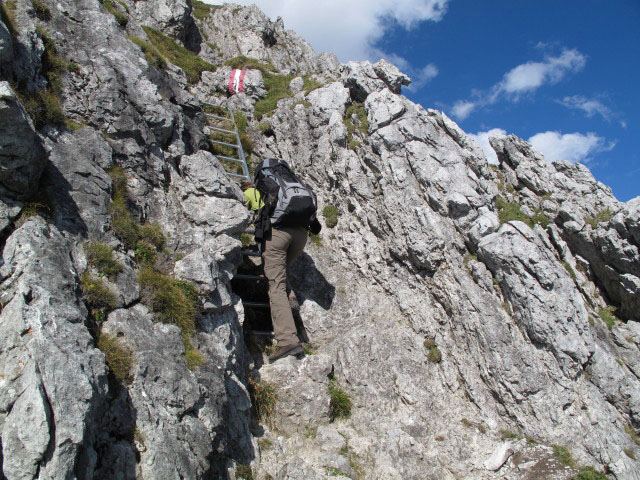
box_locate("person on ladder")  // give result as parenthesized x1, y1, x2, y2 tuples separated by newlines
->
(252, 158, 322, 363)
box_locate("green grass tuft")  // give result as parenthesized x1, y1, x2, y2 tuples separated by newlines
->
(235, 464, 253, 480)
(81, 270, 117, 311)
(134, 240, 157, 266)
(598, 306, 619, 330)
(250, 379, 277, 425)
(303, 342, 316, 355)
(103, 1, 128, 27)
(328, 378, 352, 422)
(322, 205, 340, 228)
(142, 26, 216, 83)
(552, 445, 575, 468)
(562, 261, 577, 282)
(585, 208, 613, 228)
(302, 76, 324, 94)
(424, 338, 442, 363)
(495, 196, 550, 229)
(31, 0, 51, 21)
(97, 332, 133, 384)
(572, 466, 608, 480)
(344, 102, 369, 150)
(85, 242, 123, 279)
(240, 233, 253, 248)
(138, 223, 166, 250)
(254, 72, 295, 119)
(500, 429, 522, 440)
(15, 201, 52, 227)
(224, 55, 277, 75)
(192, 0, 222, 20)
(126, 35, 167, 69)
(308, 232, 322, 247)
(184, 343, 206, 370)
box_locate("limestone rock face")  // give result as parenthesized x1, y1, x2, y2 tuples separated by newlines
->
(341, 59, 411, 101)
(0, 20, 12, 64)
(0, 1, 639, 480)
(0, 82, 46, 200)
(196, 3, 340, 77)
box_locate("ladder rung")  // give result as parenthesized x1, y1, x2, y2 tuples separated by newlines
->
(210, 140, 240, 149)
(234, 274, 266, 281)
(227, 172, 250, 179)
(245, 330, 274, 336)
(243, 301, 270, 309)
(205, 113, 233, 121)
(241, 250, 261, 257)
(244, 229, 255, 234)
(217, 155, 243, 164)
(209, 126, 236, 134)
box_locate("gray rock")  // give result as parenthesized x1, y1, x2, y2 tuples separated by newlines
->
(341, 59, 411, 101)
(307, 82, 350, 120)
(0, 19, 12, 64)
(289, 76, 304, 94)
(0, 82, 47, 200)
(194, 67, 267, 102)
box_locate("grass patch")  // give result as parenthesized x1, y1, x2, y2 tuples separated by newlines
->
(258, 120, 272, 134)
(224, 56, 277, 75)
(31, 0, 51, 21)
(184, 345, 205, 370)
(625, 424, 640, 445)
(85, 242, 123, 279)
(0, 1, 17, 38)
(103, 1, 128, 27)
(125, 35, 166, 69)
(309, 232, 322, 247)
(322, 205, 340, 228)
(257, 438, 272, 450)
(585, 208, 612, 228)
(81, 270, 117, 312)
(598, 306, 619, 330)
(255, 72, 295, 119)
(500, 429, 522, 441)
(250, 379, 277, 425)
(572, 467, 608, 480)
(328, 378, 352, 422)
(562, 261, 577, 282)
(303, 342, 316, 355)
(302, 76, 324, 94)
(97, 332, 133, 384)
(552, 445, 575, 468)
(240, 233, 253, 248)
(424, 338, 442, 363)
(344, 102, 369, 149)
(15, 201, 51, 227)
(495, 196, 550, 228)
(235, 464, 253, 480)
(192, 0, 222, 20)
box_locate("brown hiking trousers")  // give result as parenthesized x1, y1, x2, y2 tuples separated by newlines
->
(262, 227, 307, 348)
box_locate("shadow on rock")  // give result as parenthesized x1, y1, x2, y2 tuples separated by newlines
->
(290, 251, 336, 310)
(41, 162, 88, 236)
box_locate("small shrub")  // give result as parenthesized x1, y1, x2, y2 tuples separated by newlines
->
(348, 139, 361, 150)
(552, 445, 575, 468)
(344, 103, 369, 135)
(495, 196, 527, 225)
(103, 1, 128, 27)
(97, 332, 133, 384)
(572, 466, 608, 480)
(85, 242, 123, 279)
(251, 379, 277, 424)
(125, 35, 167, 69)
(530, 208, 551, 228)
(427, 347, 442, 363)
(322, 205, 340, 228)
(31, 0, 51, 21)
(423, 338, 436, 349)
(81, 271, 117, 311)
(328, 378, 352, 422)
(142, 26, 216, 83)
(598, 306, 619, 330)
(235, 464, 253, 480)
(585, 208, 612, 228)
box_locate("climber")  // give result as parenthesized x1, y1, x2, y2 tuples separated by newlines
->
(253, 158, 321, 363)
(241, 181, 264, 211)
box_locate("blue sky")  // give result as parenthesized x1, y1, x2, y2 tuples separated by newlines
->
(212, 0, 639, 202)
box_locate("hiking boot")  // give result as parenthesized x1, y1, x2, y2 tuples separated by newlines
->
(268, 343, 303, 363)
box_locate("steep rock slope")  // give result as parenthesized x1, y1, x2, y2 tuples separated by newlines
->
(0, 1, 638, 480)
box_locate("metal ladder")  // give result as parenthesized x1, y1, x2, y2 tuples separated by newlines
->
(196, 96, 272, 336)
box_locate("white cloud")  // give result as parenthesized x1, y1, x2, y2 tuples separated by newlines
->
(468, 128, 507, 164)
(208, 0, 449, 62)
(451, 100, 477, 120)
(558, 95, 613, 120)
(450, 48, 587, 120)
(528, 131, 615, 164)
(406, 63, 439, 91)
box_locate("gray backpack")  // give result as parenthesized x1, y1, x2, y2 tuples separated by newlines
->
(254, 158, 317, 229)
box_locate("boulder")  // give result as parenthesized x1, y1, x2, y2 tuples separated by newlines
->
(341, 59, 411, 102)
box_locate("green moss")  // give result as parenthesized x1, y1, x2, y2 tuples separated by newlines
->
(254, 72, 295, 119)
(31, 0, 51, 21)
(85, 242, 123, 279)
(81, 271, 117, 311)
(142, 26, 215, 83)
(103, 1, 128, 27)
(328, 378, 352, 422)
(423, 338, 436, 349)
(250, 379, 277, 424)
(348, 140, 361, 150)
(322, 205, 340, 228)
(125, 35, 167, 69)
(585, 208, 613, 228)
(258, 120, 272, 134)
(97, 332, 133, 384)
(572, 466, 608, 480)
(552, 445, 575, 468)
(598, 306, 619, 330)
(192, 0, 221, 20)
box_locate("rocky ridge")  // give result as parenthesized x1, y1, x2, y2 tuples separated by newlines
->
(0, 1, 639, 479)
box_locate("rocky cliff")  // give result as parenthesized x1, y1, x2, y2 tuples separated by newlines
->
(0, 1, 638, 479)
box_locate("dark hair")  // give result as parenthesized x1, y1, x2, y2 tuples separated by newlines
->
(241, 181, 254, 191)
